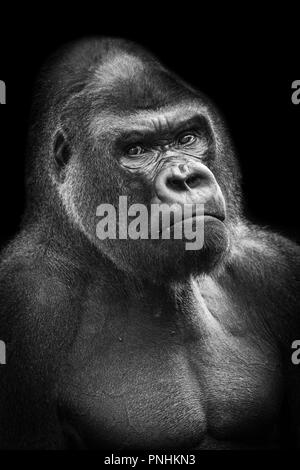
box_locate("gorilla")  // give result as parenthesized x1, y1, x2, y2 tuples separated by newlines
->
(0, 37, 299, 450)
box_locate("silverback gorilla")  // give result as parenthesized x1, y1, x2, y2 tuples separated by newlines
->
(0, 37, 299, 450)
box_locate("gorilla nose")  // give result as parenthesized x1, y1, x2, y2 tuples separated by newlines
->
(166, 164, 204, 193)
(153, 163, 226, 221)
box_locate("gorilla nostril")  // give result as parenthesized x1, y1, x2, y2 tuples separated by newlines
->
(167, 177, 187, 192)
(166, 171, 203, 192)
(185, 174, 202, 189)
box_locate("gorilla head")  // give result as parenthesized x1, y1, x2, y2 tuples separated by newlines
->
(25, 37, 242, 282)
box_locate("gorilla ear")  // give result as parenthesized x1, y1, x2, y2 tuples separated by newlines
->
(53, 131, 71, 169)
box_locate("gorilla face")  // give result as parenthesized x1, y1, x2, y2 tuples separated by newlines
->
(52, 47, 240, 281)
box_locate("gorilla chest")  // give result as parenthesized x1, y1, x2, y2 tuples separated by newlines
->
(60, 294, 283, 449)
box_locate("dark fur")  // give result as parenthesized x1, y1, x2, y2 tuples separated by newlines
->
(0, 38, 299, 449)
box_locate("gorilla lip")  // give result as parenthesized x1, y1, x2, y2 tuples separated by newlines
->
(175, 211, 224, 224)
(159, 214, 224, 235)
(162, 208, 226, 232)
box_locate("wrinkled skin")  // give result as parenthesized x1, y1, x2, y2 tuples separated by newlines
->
(0, 38, 299, 449)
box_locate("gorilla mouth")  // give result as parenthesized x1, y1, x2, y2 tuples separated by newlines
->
(158, 207, 226, 234)
(156, 209, 226, 251)
(152, 207, 226, 253)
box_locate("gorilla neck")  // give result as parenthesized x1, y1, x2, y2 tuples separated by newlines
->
(29, 209, 208, 313)
(24, 203, 227, 320)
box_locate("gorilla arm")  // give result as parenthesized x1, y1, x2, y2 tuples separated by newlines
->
(0, 254, 80, 449)
(218, 222, 300, 447)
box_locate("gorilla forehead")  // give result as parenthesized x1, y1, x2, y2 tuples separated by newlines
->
(93, 52, 154, 86)
(87, 50, 196, 113)
(45, 38, 207, 122)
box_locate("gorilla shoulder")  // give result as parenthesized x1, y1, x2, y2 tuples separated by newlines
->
(219, 222, 300, 343)
(0, 232, 82, 345)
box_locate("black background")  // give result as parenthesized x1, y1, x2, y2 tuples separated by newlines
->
(0, 12, 299, 249)
(0, 9, 299, 463)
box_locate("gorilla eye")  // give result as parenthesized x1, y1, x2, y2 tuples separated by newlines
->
(127, 145, 146, 156)
(178, 134, 197, 146)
